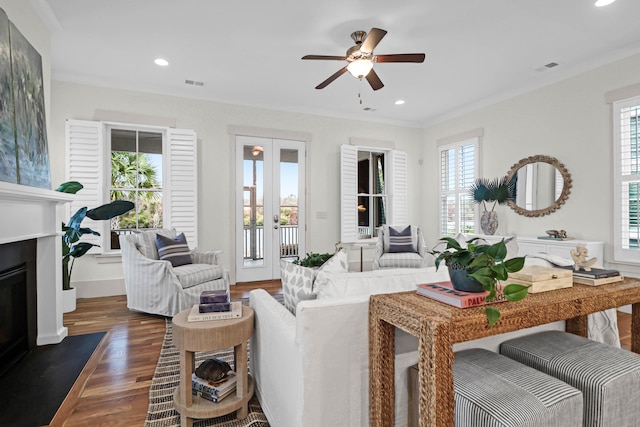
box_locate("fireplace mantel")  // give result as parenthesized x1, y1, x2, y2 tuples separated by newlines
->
(0, 181, 74, 345)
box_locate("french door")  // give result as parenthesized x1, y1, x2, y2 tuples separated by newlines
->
(235, 136, 306, 282)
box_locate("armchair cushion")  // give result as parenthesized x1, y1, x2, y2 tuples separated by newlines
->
(156, 232, 192, 267)
(281, 260, 317, 314)
(174, 263, 224, 289)
(388, 225, 417, 253)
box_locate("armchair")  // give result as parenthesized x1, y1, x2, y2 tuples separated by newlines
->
(373, 225, 432, 270)
(120, 229, 229, 317)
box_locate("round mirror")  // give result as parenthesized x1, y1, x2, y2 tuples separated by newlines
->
(505, 155, 572, 217)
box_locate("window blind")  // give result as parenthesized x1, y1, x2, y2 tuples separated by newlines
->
(439, 139, 477, 236)
(617, 102, 640, 252)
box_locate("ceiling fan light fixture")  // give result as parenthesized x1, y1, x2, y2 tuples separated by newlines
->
(347, 59, 373, 78)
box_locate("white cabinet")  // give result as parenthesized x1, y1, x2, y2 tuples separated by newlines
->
(516, 237, 604, 265)
(473, 234, 604, 265)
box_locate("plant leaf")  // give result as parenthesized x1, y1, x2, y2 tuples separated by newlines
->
(503, 283, 530, 301)
(55, 181, 83, 194)
(485, 307, 501, 328)
(86, 200, 135, 220)
(491, 263, 508, 280)
(64, 242, 99, 259)
(504, 257, 526, 272)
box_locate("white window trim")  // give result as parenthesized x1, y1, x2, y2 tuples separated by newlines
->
(65, 119, 198, 255)
(340, 144, 407, 243)
(437, 134, 481, 236)
(612, 96, 640, 263)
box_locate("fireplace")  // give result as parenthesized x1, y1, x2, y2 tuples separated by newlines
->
(0, 239, 37, 377)
(0, 181, 74, 352)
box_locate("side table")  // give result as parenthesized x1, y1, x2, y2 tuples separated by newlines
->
(172, 305, 255, 427)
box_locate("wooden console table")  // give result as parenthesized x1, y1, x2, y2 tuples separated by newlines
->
(369, 278, 640, 427)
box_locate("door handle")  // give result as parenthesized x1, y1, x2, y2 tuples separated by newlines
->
(274, 224, 279, 229)
(273, 215, 279, 223)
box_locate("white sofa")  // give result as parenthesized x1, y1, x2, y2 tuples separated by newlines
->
(250, 258, 623, 427)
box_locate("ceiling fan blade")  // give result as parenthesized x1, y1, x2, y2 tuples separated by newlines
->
(374, 53, 426, 63)
(315, 67, 348, 89)
(302, 55, 348, 61)
(361, 28, 387, 53)
(365, 69, 384, 91)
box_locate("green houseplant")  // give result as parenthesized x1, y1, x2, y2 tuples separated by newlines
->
(293, 252, 334, 268)
(56, 181, 135, 291)
(431, 237, 529, 327)
(469, 176, 516, 235)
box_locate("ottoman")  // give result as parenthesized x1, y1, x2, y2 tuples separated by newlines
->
(453, 348, 583, 426)
(500, 330, 640, 427)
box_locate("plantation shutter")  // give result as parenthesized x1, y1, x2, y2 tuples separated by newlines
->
(439, 139, 477, 236)
(340, 144, 358, 243)
(614, 98, 640, 261)
(388, 150, 407, 225)
(166, 128, 198, 249)
(65, 119, 105, 253)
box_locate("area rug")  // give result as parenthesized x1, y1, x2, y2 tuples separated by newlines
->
(144, 297, 278, 427)
(0, 331, 106, 427)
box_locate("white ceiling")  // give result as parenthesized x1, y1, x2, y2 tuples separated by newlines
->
(36, 0, 640, 128)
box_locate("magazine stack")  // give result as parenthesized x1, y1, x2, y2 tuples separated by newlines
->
(192, 371, 237, 403)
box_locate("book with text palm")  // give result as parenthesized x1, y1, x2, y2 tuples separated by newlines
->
(416, 281, 505, 308)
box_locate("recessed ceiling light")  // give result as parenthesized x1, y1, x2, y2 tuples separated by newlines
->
(395, 100, 405, 105)
(595, 0, 615, 7)
(154, 58, 169, 66)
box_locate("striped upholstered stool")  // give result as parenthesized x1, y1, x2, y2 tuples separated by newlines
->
(454, 348, 583, 426)
(500, 331, 640, 427)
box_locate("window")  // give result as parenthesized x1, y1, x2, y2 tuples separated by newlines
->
(341, 145, 407, 242)
(439, 138, 478, 236)
(613, 96, 640, 261)
(357, 150, 386, 238)
(66, 120, 197, 254)
(109, 127, 164, 249)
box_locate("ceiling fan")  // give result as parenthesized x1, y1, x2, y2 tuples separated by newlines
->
(302, 28, 425, 91)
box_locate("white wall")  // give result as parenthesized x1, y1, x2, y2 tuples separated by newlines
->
(49, 81, 424, 293)
(421, 52, 640, 272)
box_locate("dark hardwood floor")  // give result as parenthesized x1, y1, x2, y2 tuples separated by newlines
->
(56, 282, 630, 426)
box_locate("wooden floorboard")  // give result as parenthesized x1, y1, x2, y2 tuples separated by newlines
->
(60, 281, 280, 426)
(58, 281, 629, 425)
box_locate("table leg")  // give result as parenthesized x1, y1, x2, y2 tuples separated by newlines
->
(632, 303, 640, 354)
(180, 413, 193, 427)
(566, 315, 588, 337)
(417, 320, 453, 427)
(235, 340, 249, 419)
(369, 303, 395, 427)
(179, 349, 194, 408)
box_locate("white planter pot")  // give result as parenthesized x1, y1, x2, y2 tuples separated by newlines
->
(62, 287, 77, 313)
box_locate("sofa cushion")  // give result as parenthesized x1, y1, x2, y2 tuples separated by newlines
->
(135, 228, 176, 260)
(173, 263, 224, 289)
(315, 267, 450, 299)
(156, 232, 193, 267)
(388, 225, 417, 253)
(318, 249, 349, 274)
(281, 260, 317, 314)
(377, 252, 425, 269)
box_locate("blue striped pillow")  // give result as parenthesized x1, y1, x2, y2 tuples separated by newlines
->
(156, 232, 193, 267)
(388, 226, 416, 253)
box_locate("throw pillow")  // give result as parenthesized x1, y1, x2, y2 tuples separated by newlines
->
(136, 228, 176, 260)
(318, 249, 349, 274)
(280, 260, 317, 314)
(388, 225, 416, 253)
(155, 232, 193, 267)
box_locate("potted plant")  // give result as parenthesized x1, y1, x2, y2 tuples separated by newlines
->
(56, 181, 135, 312)
(430, 236, 528, 327)
(469, 176, 516, 235)
(293, 252, 334, 268)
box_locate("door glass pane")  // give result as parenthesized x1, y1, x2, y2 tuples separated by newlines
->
(243, 145, 265, 267)
(280, 148, 299, 260)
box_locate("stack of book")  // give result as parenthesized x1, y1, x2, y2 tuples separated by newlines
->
(416, 280, 506, 308)
(570, 267, 623, 286)
(187, 290, 243, 322)
(192, 371, 237, 403)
